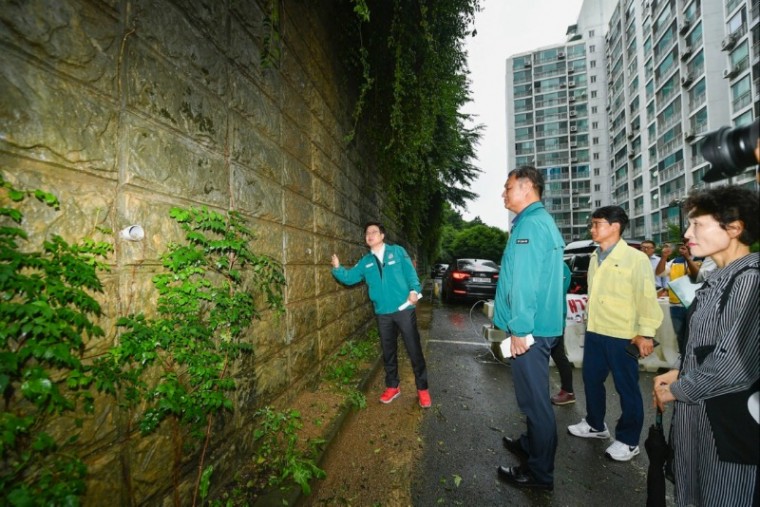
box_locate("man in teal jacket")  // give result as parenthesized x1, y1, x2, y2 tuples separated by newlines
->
(494, 166, 565, 491)
(331, 222, 430, 408)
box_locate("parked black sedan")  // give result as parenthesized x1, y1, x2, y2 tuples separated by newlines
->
(441, 258, 500, 303)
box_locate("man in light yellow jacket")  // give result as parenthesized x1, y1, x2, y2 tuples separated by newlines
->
(567, 206, 663, 462)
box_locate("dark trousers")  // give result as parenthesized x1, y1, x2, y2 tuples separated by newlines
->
(582, 331, 644, 446)
(376, 309, 428, 390)
(512, 337, 558, 484)
(670, 305, 688, 355)
(550, 335, 574, 393)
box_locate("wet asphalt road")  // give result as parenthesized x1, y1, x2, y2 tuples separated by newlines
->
(410, 293, 676, 506)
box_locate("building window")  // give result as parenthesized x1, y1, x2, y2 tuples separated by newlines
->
(593, 153, 600, 160)
(589, 44, 596, 53)
(589, 30, 595, 37)
(594, 184, 601, 191)
(592, 137, 599, 145)
(595, 200, 601, 207)
(591, 90, 598, 98)
(590, 60, 597, 68)
(590, 75, 597, 83)
(591, 106, 598, 114)
(592, 121, 599, 129)
(594, 167, 600, 176)
(731, 75, 752, 111)
(734, 109, 753, 126)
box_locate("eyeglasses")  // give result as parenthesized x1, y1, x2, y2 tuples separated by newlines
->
(641, 245, 655, 250)
(365, 230, 382, 237)
(587, 221, 610, 229)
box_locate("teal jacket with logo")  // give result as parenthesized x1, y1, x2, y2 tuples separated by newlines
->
(332, 244, 421, 315)
(493, 201, 566, 338)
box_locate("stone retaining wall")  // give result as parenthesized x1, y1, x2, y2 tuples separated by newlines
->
(0, 0, 412, 503)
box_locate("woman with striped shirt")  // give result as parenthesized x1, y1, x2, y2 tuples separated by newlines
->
(654, 185, 759, 506)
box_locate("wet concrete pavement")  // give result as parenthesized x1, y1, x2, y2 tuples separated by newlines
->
(410, 296, 676, 506)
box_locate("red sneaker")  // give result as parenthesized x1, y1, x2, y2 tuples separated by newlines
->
(551, 389, 576, 406)
(379, 387, 400, 404)
(417, 389, 432, 408)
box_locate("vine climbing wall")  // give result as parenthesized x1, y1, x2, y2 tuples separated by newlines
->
(0, 0, 413, 503)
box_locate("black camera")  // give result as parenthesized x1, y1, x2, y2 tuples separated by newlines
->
(700, 119, 759, 183)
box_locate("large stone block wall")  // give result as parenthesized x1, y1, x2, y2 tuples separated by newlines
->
(0, 0, 413, 504)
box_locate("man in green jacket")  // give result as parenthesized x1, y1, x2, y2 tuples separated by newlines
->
(493, 166, 566, 491)
(331, 222, 430, 408)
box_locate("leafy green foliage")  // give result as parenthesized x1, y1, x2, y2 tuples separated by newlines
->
(324, 337, 376, 387)
(252, 407, 326, 495)
(0, 174, 111, 506)
(345, 389, 367, 410)
(436, 205, 507, 263)
(338, 0, 482, 261)
(448, 225, 508, 263)
(93, 205, 286, 504)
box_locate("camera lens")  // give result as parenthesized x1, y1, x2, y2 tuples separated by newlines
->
(700, 119, 759, 182)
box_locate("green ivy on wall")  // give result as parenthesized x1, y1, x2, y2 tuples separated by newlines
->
(1, 173, 288, 506)
(94, 206, 286, 506)
(0, 174, 112, 506)
(339, 0, 483, 259)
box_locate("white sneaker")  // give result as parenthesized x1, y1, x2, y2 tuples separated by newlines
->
(605, 440, 640, 461)
(567, 418, 610, 439)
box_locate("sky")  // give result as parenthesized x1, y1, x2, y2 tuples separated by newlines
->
(459, 0, 586, 230)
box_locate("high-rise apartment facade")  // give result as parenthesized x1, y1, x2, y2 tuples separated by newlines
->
(505, 0, 759, 243)
(505, 0, 616, 240)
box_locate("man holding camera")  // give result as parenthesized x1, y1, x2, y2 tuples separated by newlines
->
(656, 242, 701, 354)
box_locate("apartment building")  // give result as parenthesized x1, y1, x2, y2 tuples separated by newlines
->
(505, 0, 759, 243)
(505, 0, 616, 240)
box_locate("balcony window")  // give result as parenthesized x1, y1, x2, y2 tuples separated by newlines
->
(654, 49, 677, 82)
(654, 23, 676, 61)
(515, 112, 533, 126)
(731, 75, 752, 111)
(513, 56, 531, 69)
(515, 127, 533, 141)
(514, 98, 533, 112)
(653, 0, 674, 34)
(734, 109, 753, 127)
(684, 0, 701, 24)
(685, 21, 703, 47)
(515, 141, 535, 155)
(727, 7, 747, 38)
(688, 78, 707, 112)
(729, 41, 749, 73)
(690, 106, 708, 134)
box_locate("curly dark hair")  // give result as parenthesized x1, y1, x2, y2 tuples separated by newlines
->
(684, 185, 760, 245)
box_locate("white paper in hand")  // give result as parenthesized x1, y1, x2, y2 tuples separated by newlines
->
(667, 276, 702, 308)
(499, 335, 535, 358)
(398, 294, 422, 311)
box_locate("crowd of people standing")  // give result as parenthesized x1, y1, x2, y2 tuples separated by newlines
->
(328, 163, 758, 505)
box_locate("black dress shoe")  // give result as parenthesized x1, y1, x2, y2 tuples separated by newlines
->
(502, 436, 529, 460)
(497, 465, 553, 491)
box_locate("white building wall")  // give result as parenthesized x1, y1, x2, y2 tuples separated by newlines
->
(504, 0, 758, 243)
